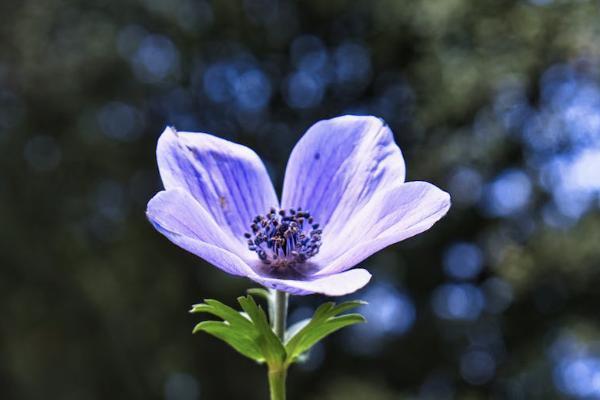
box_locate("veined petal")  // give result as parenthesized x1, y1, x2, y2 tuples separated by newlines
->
(146, 189, 256, 275)
(146, 189, 370, 295)
(281, 116, 405, 250)
(251, 268, 372, 296)
(157, 127, 278, 242)
(314, 182, 451, 276)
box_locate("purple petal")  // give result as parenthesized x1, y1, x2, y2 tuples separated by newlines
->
(281, 116, 405, 248)
(314, 181, 451, 276)
(146, 189, 256, 276)
(147, 190, 370, 295)
(251, 268, 372, 296)
(157, 127, 278, 241)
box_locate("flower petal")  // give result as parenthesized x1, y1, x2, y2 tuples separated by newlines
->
(281, 116, 405, 247)
(157, 127, 278, 241)
(146, 190, 370, 295)
(250, 268, 372, 296)
(314, 181, 451, 276)
(146, 189, 256, 275)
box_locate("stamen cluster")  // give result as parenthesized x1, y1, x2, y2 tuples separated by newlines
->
(244, 207, 322, 268)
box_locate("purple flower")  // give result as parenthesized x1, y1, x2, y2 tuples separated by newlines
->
(146, 116, 450, 296)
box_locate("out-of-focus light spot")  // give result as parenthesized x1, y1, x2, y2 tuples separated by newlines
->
(164, 372, 201, 400)
(554, 189, 595, 221)
(344, 283, 416, 355)
(521, 111, 566, 155)
(565, 149, 600, 191)
(203, 60, 271, 113)
(203, 62, 236, 103)
(548, 333, 585, 362)
(23, 136, 62, 172)
(361, 284, 416, 335)
(447, 167, 483, 206)
(540, 64, 578, 110)
(460, 349, 496, 385)
(542, 203, 577, 229)
(333, 42, 371, 87)
(233, 69, 272, 111)
(432, 283, 485, 321)
(482, 169, 532, 217)
(496, 60, 600, 225)
(291, 35, 328, 73)
(540, 148, 600, 221)
(131, 34, 180, 84)
(482, 278, 513, 314)
(284, 71, 324, 109)
(554, 357, 600, 399)
(93, 180, 127, 222)
(371, 82, 415, 124)
(97, 102, 144, 142)
(443, 242, 484, 280)
(562, 87, 600, 146)
(548, 333, 600, 398)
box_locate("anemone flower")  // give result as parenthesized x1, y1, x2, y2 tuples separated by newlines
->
(146, 116, 450, 296)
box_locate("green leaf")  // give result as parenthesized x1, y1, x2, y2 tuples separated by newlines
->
(191, 300, 253, 329)
(238, 295, 287, 366)
(193, 320, 264, 362)
(285, 300, 367, 365)
(246, 288, 272, 302)
(331, 300, 368, 315)
(190, 296, 366, 367)
(190, 295, 286, 367)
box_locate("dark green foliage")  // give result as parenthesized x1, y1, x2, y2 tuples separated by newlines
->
(191, 296, 365, 368)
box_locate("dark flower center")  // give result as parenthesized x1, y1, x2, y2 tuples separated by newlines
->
(244, 207, 322, 268)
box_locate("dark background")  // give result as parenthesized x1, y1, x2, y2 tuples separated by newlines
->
(2, 0, 600, 399)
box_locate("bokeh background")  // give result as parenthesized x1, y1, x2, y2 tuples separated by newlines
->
(2, 0, 600, 398)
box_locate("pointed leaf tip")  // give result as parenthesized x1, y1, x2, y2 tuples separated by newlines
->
(284, 299, 368, 365)
(246, 288, 271, 301)
(190, 295, 286, 367)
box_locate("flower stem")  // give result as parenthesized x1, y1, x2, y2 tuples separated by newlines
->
(268, 366, 287, 400)
(269, 289, 289, 400)
(271, 289, 288, 340)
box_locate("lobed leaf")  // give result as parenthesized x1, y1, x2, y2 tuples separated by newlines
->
(190, 295, 367, 368)
(190, 295, 286, 367)
(246, 288, 272, 302)
(285, 300, 367, 364)
(193, 320, 264, 362)
(238, 295, 286, 366)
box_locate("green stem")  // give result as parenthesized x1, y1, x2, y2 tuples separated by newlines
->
(268, 366, 287, 400)
(268, 289, 289, 400)
(271, 289, 288, 341)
